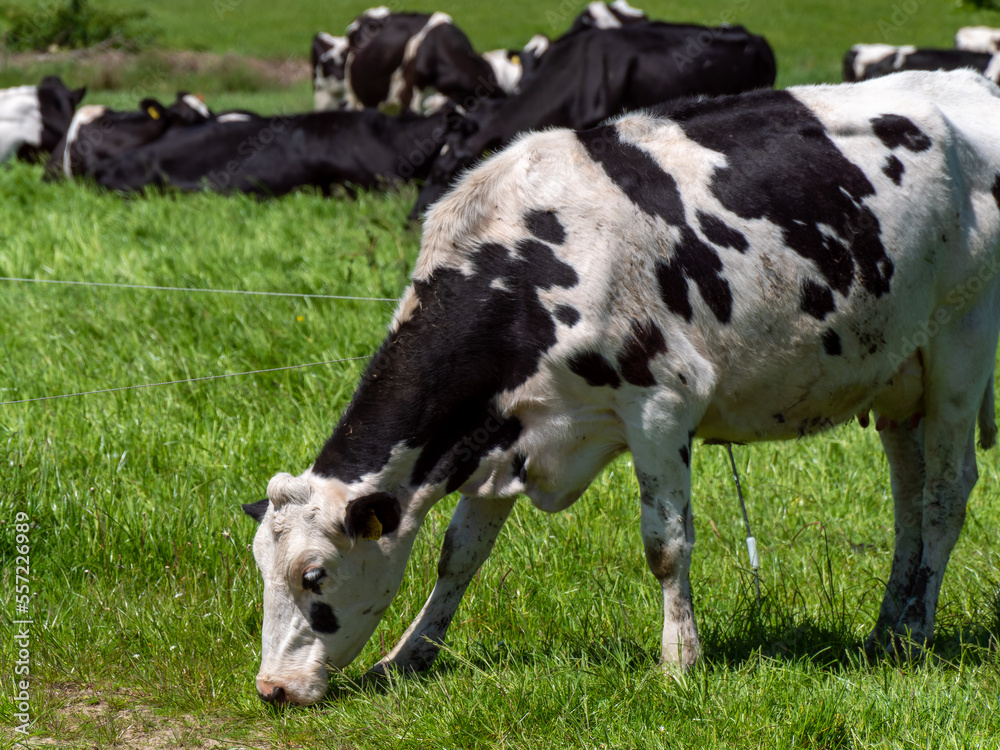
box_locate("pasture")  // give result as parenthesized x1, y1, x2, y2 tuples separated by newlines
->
(2, 0, 1000, 747)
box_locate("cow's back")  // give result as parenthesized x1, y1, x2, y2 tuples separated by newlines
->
(420, 72, 1000, 472)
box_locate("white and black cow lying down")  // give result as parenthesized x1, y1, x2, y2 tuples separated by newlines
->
(843, 43, 1000, 83)
(243, 69, 1000, 705)
(47, 93, 213, 180)
(0, 76, 85, 163)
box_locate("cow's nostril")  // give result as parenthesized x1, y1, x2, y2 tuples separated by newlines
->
(258, 684, 287, 704)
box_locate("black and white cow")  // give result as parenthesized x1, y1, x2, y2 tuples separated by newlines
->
(955, 25, 1000, 54)
(313, 7, 502, 114)
(47, 93, 213, 179)
(412, 21, 777, 217)
(0, 76, 85, 163)
(244, 69, 1000, 704)
(843, 43, 1000, 82)
(92, 108, 453, 197)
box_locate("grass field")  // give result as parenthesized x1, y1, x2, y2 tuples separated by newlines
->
(3, 0, 1000, 748)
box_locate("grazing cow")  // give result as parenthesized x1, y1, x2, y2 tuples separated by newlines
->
(567, 0, 648, 34)
(955, 25, 1000, 54)
(92, 108, 453, 197)
(244, 69, 1000, 705)
(327, 8, 501, 114)
(412, 21, 777, 217)
(312, 32, 350, 110)
(0, 76, 85, 163)
(47, 93, 213, 179)
(843, 43, 1000, 82)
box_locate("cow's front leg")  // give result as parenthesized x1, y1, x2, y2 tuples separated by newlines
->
(371, 494, 515, 675)
(629, 430, 700, 670)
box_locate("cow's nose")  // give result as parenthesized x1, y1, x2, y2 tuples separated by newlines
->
(256, 681, 287, 704)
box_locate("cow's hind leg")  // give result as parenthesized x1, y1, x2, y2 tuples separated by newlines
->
(371, 494, 515, 675)
(627, 420, 700, 670)
(866, 419, 925, 654)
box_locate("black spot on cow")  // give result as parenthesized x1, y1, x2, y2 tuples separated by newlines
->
(800, 280, 836, 320)
(618, 319, 668, 387)
(883, 155, 904, 185)
(569, 351, 621, 388)
(871, 114, 932, 153)
(555, 304, 580, 327)
(679, 445, 690, 467)
(525, 208, 567, 245)
(697, 210, 749, 252)
(512, 452, 527, 482)
(773, 413, 785, 423)
(992, 175, 1000, 211)
(678, 372, 688, 385)
(578, 125, 733, 323)
(660, 90, 894, 299)
(822, 328, 842, 356)
(310, 602, 340, 634)
(312, 238, 578, 492)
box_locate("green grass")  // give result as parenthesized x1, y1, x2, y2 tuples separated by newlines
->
(2, 0, 1000, 747)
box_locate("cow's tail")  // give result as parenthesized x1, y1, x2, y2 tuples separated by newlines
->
(978, 373, 997, 449)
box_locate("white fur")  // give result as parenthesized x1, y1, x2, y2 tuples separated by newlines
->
(313, 33, 350, 110)
(483, 49, 523, 94)
(586, 1, 622, 29)
(610, 0, 645, 17)
(0, 85, 42, 162)
(524, 34, 550, 58)
(181, 94, 210, 120)
(955, 25, 1000, 53)
(62, 105, 105, 178)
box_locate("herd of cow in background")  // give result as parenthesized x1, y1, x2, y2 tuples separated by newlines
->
(1, 2, 999, 218)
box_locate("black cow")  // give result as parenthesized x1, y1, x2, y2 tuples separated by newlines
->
(412, 22, 777, 217)
(843, 43, 999, 82)
(92, 108, 454, 197)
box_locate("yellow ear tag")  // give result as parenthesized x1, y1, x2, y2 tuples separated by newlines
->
(511, 54, 521, 65)
(360, 512, 382, 541)
(147, 106, 160, 120)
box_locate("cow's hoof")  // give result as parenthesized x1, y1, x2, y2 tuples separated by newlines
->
(864, 627, 927, 662)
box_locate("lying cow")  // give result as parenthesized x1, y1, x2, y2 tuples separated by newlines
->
(412, 21, 777, 216)
(0, 76, 85, 163)
(843, 43, 1000, 82)
(47, 93, 214, 179)
(955, 25, 1000, 54)
(314, 7, 502, 114)
(244, 69, 1000, 704)
(93, 108, 452, 197)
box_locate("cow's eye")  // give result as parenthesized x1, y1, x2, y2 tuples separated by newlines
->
(302, 567, 327, 593)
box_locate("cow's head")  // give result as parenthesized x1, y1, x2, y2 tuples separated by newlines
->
(243, 472, 412, 704)
(312, 32, 350, 110)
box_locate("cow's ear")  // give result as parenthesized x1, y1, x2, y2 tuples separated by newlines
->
(71, 86, 86, 107)
(344, 493, 400, 541)
(242, 498, 270, 524)
(139, 98, 166, 121)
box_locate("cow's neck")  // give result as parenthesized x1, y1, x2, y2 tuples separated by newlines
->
(311, 275, 522, 504)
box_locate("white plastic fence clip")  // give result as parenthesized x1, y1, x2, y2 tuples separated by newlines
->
(726, 443, 761, 605)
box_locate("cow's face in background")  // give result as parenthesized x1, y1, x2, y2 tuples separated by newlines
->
(312, 33, 350, 110)
(243, 472, 411, 704)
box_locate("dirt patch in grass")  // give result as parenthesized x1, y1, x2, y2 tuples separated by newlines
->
(1, 684, 269, 749)
(0, 47, 309, 92)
